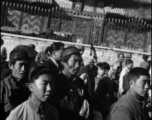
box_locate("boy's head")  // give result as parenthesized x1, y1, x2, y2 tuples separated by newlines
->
(128, 67, 150, 99)
(29, 65, 54, 102)
(125, 59, 133, 70)
(97, 62, 110, 77)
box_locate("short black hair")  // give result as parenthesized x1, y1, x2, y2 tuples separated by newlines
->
(45, 42, 64, 55)
(117, 52, 124, 58)
(97, 62, 110, 71)
(142, 55, 149, 61)
(29, 65, 52, 83)
(125, 59, 133, 66)
(128, 67, 150, 82)
(29, 44, 35, 50)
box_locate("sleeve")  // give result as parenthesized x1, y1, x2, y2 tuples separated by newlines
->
(110, 104, 133, 120)
(6, 111, 18, 120)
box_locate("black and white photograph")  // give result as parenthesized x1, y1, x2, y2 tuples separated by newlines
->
(0, 0, 151, 120)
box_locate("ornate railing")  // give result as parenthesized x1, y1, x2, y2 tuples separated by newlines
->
(1, 1, 151, 51)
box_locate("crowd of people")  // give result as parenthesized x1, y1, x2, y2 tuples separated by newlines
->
(0, 37, 151, 120)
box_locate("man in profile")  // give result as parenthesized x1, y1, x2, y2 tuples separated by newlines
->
(109, 67, 150, 120)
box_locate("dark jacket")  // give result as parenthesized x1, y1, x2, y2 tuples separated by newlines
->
(122, 74, 130, 95)
(93, 75, 113, 115)
(0, 74, 30, 120)
(109, 91, 148, 120)
(51, 72, 89, 120)
(1, 69, 11, 81)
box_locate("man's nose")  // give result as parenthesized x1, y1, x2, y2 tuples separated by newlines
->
(46, 83, 51, 91)
(145, 82, 149, 89)
(75, 61, 81, 68)
(21, 65, 25, 71)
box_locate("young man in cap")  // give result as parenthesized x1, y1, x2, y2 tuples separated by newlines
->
(109, 67, 150, 120)
(52, 46, 90, 120)
(0, 48, 30, 120)
(6, 65, 59, 120)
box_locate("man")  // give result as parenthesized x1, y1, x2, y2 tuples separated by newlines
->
(44, 42, 64, 76)
(140, 55, 150, 71)
(52, 46, 90, 120)
(93, 62, 112, 120)
(119, 59, 133, 95)
(109, 67, 150, 120)
(0, 48, 30, 120)
(6, 65, 59, 120)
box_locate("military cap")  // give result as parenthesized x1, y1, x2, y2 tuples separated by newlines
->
(62, 46, 80, 60)
(9, 48, 30, 61)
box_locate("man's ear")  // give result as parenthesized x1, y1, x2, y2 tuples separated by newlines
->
(129, 80, 134, 88)
(8, 62, 13, 70)
(105, 70, 108, 74)
(29, 83, 33, 92)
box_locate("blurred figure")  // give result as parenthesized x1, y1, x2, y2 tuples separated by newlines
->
(119, 59, 133, 96)
(140, 55, 150, 71)
(110, 52, 125, 83)
(77, 66, 89, 85)
(109, 67, 150, 120)
(93, 62, 112, 120)
(6, 65, 59, 120)
(28, 44, 35, 50)
(0, 37, 7, 73)
(0, 48, 31, 120)
(35, 51, 48, 65)
(122, 53, 132, 69)
(44, 42, 64, 76)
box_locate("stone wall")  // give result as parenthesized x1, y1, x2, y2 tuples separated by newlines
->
(1, 35, 147, 67)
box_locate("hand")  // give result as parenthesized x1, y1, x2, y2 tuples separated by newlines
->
(79, 100, 90, 119)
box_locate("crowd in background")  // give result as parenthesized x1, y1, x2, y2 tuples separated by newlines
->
(0, 37, 151, 120)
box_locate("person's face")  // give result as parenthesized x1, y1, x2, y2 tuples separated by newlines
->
(91, 69, 98, 77)
(131, 75, 150, 99)
(127, 63, 133, 70)
(80, 73, 88, 84)
(10, 60, 29, 81)
(30, 74, 54, 102)
(119, 54, 125, 63)
(97, 67, 105, 77)
(55, 47, 64, 62)
(64, 54, 81, 75)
